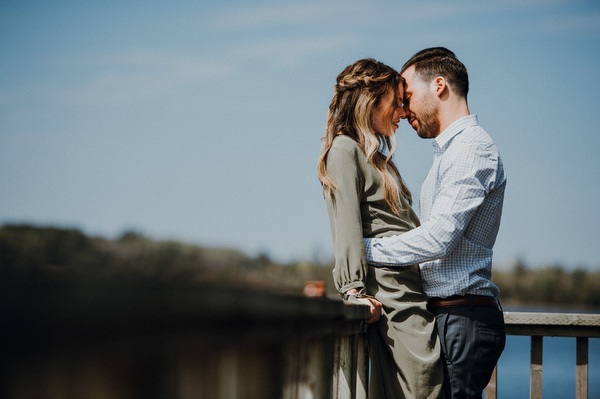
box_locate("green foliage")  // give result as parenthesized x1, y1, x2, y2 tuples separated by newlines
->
(492, 262, 600, 308)
(0, 224, 336, 296)
(2, 224, 599, 307)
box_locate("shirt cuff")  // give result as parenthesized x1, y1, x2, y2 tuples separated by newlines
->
(338, 281, 365, 297)
(363, 237, 395, 265)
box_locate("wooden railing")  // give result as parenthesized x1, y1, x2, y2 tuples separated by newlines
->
(1, 283, 370, 399)
(3, 282, 598, 399)
(305, 310, 600, 399)
(484, 312, 600, 399)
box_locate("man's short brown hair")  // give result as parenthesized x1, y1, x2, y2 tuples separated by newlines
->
(401, 47, 469, 98)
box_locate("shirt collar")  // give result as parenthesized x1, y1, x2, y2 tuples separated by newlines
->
(433, 115, 479, 150)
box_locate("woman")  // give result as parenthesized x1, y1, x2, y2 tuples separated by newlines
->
(317, 59, 443, 398)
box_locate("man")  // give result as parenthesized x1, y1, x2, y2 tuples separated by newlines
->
(364, 47, 506, 399)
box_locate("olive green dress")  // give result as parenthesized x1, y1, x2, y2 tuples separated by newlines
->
(324, 135, 443, 399)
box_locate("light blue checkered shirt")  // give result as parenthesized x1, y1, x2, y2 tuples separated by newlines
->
(364, 115, 506, 298)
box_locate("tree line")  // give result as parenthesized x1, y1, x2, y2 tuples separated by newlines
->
(1, 224, 599, 308)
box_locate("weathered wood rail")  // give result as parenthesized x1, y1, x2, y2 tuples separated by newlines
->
(2, 282, 598, 399)
(0, 283, 369, 399)
(484, 312, 600, 399)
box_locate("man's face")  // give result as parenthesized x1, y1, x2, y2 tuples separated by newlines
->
(401, 65, 440, 139)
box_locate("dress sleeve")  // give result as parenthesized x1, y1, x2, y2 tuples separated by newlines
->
(324, 142, 369, 294)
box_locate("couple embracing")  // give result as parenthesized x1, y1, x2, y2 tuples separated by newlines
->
(318, 47, 506, 399)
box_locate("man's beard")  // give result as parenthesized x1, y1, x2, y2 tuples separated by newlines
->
(415, 95, 440, 138)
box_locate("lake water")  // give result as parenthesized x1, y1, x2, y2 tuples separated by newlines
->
(491, 305, 600, 399)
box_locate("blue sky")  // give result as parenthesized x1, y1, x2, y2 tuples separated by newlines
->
(1, 0, 599, 270)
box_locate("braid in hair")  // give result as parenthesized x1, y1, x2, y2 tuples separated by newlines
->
(317, 59, 412, 215)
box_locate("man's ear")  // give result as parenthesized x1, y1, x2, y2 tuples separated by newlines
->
(432, 77, 448, 98)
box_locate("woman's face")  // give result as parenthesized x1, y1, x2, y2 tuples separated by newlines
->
(372, 83, 406, 137)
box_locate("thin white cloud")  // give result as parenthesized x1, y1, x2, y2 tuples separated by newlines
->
(63, 50, 235, 79)
(366, 0, 595, 26)
(210, 2, 354, 29)
(229, 34, 355, 67)
(532, 11, 600, 33)
(41, 51, 238, 105)
(377, 1, 600, 49)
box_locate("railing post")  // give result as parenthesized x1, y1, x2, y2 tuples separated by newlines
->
(356, 333, 368, 399)
(576, 337, 589, 399)
(484, 365, 498, 399)
(283, 337, 333, 399)
(530, 336, 543, 399)
(332, 335, 357, 399)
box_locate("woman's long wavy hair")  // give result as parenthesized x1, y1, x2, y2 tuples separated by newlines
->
(318, 58, 412, 215)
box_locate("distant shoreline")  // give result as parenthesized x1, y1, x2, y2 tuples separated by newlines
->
(500, 299, 600, 314)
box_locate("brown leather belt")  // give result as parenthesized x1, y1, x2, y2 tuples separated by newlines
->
(428, 295, 498, 311)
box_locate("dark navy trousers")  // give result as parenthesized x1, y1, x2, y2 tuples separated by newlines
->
(432, 305, 506, 399)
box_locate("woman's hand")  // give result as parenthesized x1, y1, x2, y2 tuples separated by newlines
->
(345, 289, 383, 324)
